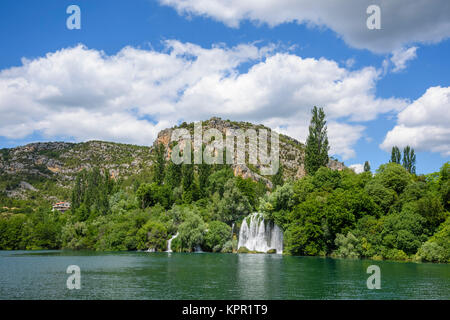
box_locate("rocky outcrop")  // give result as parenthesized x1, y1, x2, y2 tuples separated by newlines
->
(0, 118, 346, 200)
(154, 117, 345, 184)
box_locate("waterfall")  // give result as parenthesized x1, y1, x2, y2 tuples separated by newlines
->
(166, 233, 179, 253)
(237, 213, 283, 254)
(231, 222, 235, 238)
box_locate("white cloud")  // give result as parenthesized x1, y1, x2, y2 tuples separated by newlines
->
(0, 42, 408, 159)
(390, 47, 418, 72)
(381, 86, 450, 156)
(349, 163, 364, 174)
(159, 0, 450, 53)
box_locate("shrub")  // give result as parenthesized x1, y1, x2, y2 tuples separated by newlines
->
(204, 221, 231, 252)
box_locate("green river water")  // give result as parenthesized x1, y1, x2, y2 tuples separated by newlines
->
(0, 250, 448, 299)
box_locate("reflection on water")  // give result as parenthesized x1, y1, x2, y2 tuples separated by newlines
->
(0, 251, 449, 299)
(237, 254, 282, 299)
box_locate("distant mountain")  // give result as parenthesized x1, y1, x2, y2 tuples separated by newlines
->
(0, 118, 345, 202)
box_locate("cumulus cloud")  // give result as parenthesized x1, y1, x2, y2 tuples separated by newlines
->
(349, 163, 364, 174)
(381, 86, 450, 156)
(0, 42, 407, 159)
(159, 0, 450, 53)
(390, 47, 418, 72)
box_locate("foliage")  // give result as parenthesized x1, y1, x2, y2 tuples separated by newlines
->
(375, 163, 411, 194)
(153, 143, 166, 185)
(332, 232, 360, 258)
(217, 179, 252, 223)
(364, 161, 371, 173)
(416, 217, 450, 263)
(137, 220, 168, 251)
(178, 212, 207, 252)
(402, 146, 416, 174)
(136, 182, 172, 209)
(271, 163, 284, 188)
(305, 106, 329, 175)
(1, 138, 449, 265)
(390, 146, 401, 164)
(204, 221, 231, 252)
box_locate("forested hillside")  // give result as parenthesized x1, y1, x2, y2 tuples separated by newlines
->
(0, 118, 448, 263)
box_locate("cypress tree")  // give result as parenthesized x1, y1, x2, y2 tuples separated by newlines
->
(390, 146, 401, 164)
(153, 143, 166, 185)
(364, 161, 371, 172)
(165, 161, 182, 188)
(272, 163, 284, 188)
(402, 146, 416, 174)
(198, 162, 211, 198)
(305, 106, 329, 175)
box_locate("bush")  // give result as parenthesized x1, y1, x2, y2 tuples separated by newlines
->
(332, 232, 360, 258)
(137, 220, 168, 251)
(217, 179, 251, 223)
(383, 248, 409, 261)
(178, 212, 206, 252)
(204, 221, 231, 252)
(221, 240, 233, 253)
(416, 217, 450, 263)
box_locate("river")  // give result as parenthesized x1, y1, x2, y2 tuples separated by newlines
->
(0, 251, 448, 299)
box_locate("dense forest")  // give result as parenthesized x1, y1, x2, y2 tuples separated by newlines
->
(0, 109, 449, 263)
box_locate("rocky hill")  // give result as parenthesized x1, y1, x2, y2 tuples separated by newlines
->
(0, 118, 345, 202)
(155, 117, 345, 187)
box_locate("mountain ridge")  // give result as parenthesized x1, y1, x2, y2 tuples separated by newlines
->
(0, 117, 345, 202)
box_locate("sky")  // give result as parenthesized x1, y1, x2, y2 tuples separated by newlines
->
(0, 0, 449, 174)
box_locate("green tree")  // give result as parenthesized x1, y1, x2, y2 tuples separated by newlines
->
(416, 217, 450, 263)
(390, 146, 401, 164)
(381, 205, 427, 255)
(285, 197, 327, 256)
(218, 179, 251, 223)
(208, 167, 234, 197)
(375, 162, 411, 194)
(305, 106, 329, 175)
(153, 143, 166, 185)
(364, 161, 371, 173)
(178, 213, 207, 251)
(402, 145, 416, 174)
(204, 221, 231, 252)
(165, 161, 182, 188)
(271, 163, 284, 188)
(137, 220, 168, 251)
(136, 182, 172, 209)
(198, 162, 211, 198)
(364, 180, 397, 213)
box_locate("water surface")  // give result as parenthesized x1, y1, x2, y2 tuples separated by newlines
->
(0, 251, 448, 299)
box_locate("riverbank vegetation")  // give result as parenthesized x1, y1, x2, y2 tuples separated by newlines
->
(0, 109, 448, 263)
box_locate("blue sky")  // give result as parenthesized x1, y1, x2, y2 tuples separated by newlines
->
(0, 0, 449, 174)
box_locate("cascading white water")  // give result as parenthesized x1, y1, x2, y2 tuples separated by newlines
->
(194, 245, 203, 253)
(237, 212, 283, 254)
(166, 233, 179, 253)
(231, 222, 235, 238)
